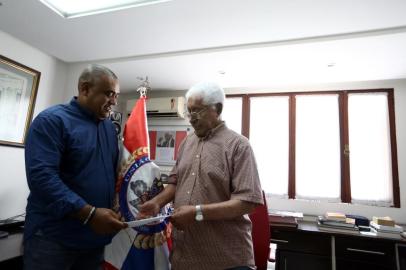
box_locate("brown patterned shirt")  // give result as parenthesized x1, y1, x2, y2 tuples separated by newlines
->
(169, 123, 263, 270)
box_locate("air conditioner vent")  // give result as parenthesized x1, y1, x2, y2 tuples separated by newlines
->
(127, 97, 186, 119)
(146, 111, 180, 118)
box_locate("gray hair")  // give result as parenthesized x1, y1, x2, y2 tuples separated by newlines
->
(185, 82, 225, 106)
(78, 64, 118, 89)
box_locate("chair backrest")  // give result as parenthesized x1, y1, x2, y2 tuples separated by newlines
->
(249, 191, 270, 270)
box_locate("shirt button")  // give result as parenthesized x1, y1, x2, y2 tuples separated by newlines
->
(192, 172, 195, 176)
(196, 155, 199, 158)
(187, 191, 190, 194)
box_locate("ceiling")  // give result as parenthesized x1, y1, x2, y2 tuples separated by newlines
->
(1, 0, 406, 92)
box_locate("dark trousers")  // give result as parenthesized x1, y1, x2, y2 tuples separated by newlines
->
(23, 234, 104, 270)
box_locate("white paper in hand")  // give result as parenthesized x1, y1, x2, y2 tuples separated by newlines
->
(126, 214, 172, 228)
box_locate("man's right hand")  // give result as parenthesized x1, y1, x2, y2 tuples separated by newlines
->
(138, 200, 160, 219)
(88, 208, 127, 234)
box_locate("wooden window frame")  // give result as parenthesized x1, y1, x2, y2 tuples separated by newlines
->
(226, 88, 400, 207)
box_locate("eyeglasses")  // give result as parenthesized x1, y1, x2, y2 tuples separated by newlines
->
(186, 106, 210, 119)
(104, 90, 119, 99)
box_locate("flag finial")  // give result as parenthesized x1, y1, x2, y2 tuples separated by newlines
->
(136, 76, 150, 98)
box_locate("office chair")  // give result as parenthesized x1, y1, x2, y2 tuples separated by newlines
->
(249, 191, 271, 270)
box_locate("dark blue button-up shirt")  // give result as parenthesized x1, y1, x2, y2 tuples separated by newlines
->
(24, 98, 119, 249)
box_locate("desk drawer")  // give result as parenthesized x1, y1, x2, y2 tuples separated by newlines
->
(335, 236, 396, 266)
(271, 229, 330, 255)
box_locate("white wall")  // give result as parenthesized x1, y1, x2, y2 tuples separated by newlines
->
(59, 59, 406, 224)
(0, 30, 68, 220)
(227, 79, 406, 223)
(112, 78, 406, 223)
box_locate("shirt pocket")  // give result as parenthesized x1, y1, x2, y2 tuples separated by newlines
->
(200, 152, 227, 181)
(199, 157, 230, 200)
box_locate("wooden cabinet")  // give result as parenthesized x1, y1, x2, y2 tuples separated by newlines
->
(0, 257, 23, 269)
(399, 244, 406, 270)
(271, 221, 404, 270)
(272, 228, 331, 255)
(335, 235, 396, 270)
(336, 259, 392, 270)
(278, 251, 330, 270)
(0, 230, 23, 269)
(272, 227, 331, 270)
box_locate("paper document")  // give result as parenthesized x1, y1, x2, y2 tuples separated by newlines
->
(268, 210, 304, 219)
(126, 214, 172, 227)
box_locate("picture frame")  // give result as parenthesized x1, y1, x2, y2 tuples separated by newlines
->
(109, 111, 123, 138)
(148, 125, 191, 166)
(0, 55, 41, 147)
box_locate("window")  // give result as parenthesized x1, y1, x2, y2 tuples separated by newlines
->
(348, 92, 394, 206)
(250, 96, 289, 197)
(223, 89, 400, 207)
(295, 95, 341, 201)
(222, 97, 243, 134)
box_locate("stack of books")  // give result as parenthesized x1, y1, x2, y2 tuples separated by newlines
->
(317, 212, 359, 234)
(372, 216, 396, 226)
(324, 212, 347, 222)
(268, 210, 302, 229)
(370, 216, 403, 239)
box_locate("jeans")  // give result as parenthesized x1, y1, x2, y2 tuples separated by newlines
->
(23, 234, 104, 270)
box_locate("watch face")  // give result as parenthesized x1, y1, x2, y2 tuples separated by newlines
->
(196, 214, 203, 221)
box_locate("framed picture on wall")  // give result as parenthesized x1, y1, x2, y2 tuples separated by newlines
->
(148, 126, 191, 166)
(0, 55, 41, 147)
(109, 111, 123, 137)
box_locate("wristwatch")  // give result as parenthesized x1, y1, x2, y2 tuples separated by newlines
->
(195, 205, 204, 221)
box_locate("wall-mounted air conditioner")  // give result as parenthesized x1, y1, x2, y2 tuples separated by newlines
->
(126, 97, 186, 119)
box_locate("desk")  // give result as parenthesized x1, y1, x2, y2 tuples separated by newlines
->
(271, 221, 406, 270)
(0, 229, 23, 269)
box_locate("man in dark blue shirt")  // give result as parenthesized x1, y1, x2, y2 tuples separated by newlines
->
(24, 64, 127, 270)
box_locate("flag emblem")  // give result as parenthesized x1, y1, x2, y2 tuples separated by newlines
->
(104, 86, 171, 270)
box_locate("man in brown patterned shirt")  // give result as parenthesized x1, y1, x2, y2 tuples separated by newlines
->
(140, 82, 263, 270)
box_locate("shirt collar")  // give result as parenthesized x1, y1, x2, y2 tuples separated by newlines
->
(70, 97, 101, 123)
(199, 121, 226, 140)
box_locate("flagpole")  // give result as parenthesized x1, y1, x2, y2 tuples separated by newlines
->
(136, 76, 150, 98)
(136, 76, 150, 159)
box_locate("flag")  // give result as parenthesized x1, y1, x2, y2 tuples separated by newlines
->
(104, 95, 172, 270)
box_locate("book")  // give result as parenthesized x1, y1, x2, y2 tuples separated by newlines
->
(269, 215, 298, 228)
(268, 210, 303, 219)
(370, 228, 402, 239)
(345, 214, 370, 227)
(370, 221, 403, 233)
(317, 221, 359, 231)
(125, 214, 172, 227)
(325, 212, 346, 222)
(317, 222, 360, 235)
(372, 216, 395, 227)
(318, 216, 356, 229)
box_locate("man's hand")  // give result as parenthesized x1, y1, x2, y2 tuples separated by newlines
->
(138, 200, 160, 219)
(88, 208, 127, 234)
(170, 205, 196, 231)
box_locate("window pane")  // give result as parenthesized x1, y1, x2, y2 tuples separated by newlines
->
(223, 97, 242, 134)
(348, 93, 393, 205)
(250, 96, 289, 197)
(296, 95, 341, 200)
